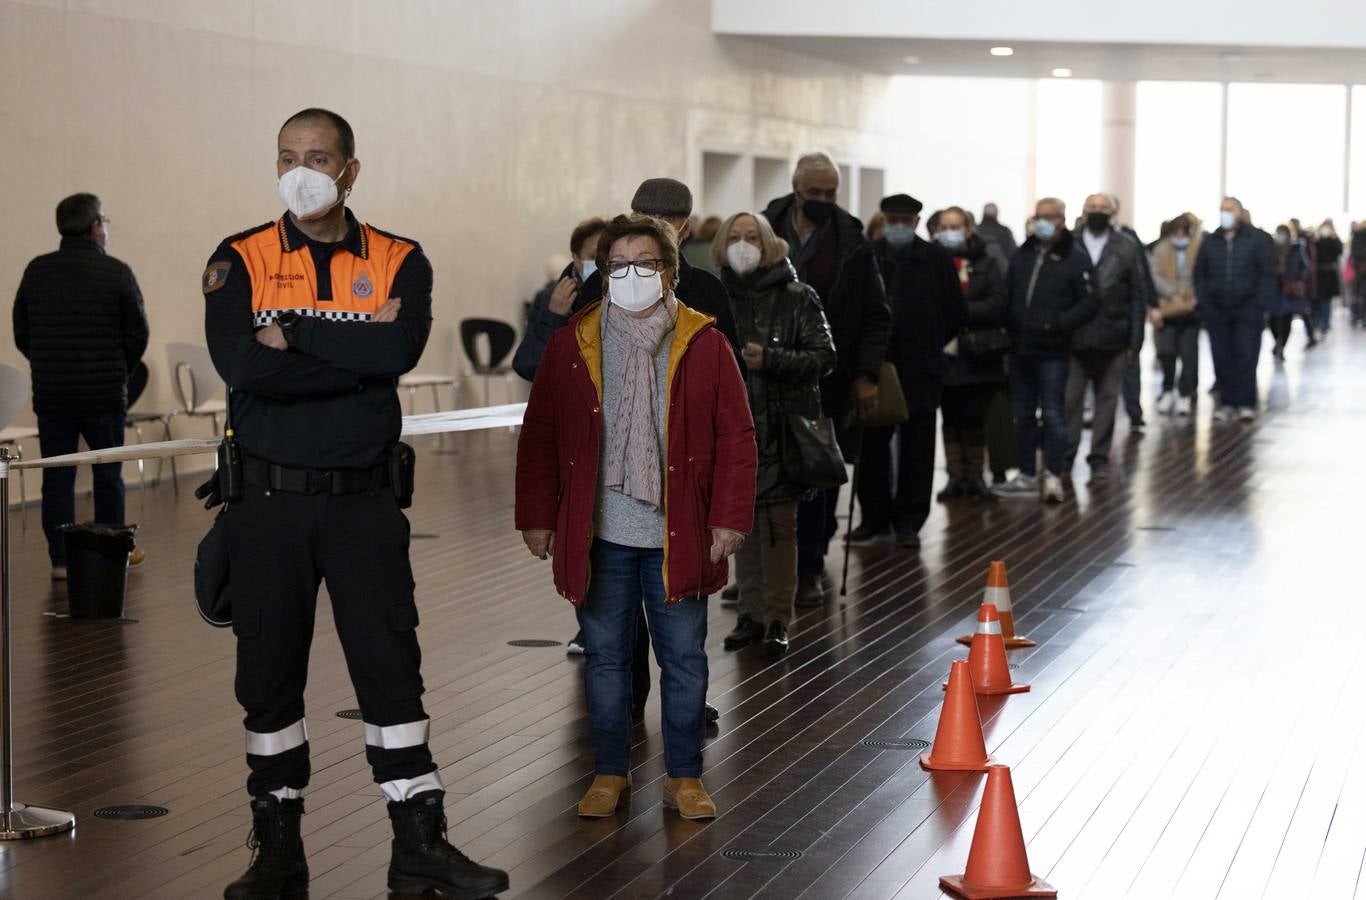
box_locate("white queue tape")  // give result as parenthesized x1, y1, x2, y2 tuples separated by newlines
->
(9, 403, 528, 470)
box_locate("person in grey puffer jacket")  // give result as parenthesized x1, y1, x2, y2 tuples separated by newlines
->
(713, 212, 835, 662)
(1064, 193, 1146, 480)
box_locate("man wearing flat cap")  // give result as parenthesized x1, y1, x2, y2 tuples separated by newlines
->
(852, 194, 965, 548)
(577, 178, 739, 350)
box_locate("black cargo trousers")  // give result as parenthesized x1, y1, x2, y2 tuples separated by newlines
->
(223, 475, 440, 801)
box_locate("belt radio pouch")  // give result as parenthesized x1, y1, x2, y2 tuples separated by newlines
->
(216, 435, 244, 504)
(389, 442, 416, 509)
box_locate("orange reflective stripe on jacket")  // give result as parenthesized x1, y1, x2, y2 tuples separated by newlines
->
(230, 218, 416, 325)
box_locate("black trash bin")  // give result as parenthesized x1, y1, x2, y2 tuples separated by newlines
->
(60, 523, 138, 619)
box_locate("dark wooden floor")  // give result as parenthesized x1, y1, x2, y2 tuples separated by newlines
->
(2, 316, 1365, 899)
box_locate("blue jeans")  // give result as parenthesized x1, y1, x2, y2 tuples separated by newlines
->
(579, 540, 709, 777)
(1008, 355, 1069, 477)
(38, 413, 126, 565)
(1202, 303, 1263, 408)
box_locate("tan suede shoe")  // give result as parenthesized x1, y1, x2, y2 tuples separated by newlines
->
(662, 776, 716, 820)
(577, 775, 630, 817)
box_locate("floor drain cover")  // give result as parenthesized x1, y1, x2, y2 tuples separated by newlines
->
(94, 805, 167, 820)
(1138, 525, 1176, 532)
(508, 639, 562, 648)
(336, 709, 363, 720)
(723, 848, 802, 861)
(862, 738, 930, 751)
(411, 533, 440, 540)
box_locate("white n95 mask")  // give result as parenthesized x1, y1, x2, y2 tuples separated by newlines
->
(609, 268, 664, 312)
(278, 164, 348, 220)
(726, 241, 762, 276)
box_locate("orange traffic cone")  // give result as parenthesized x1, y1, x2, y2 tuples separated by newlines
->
(949, 604, 1030, 696)
(958, 561, 1035, 648)
(940, 764, 1056, 899)
(920, 660, 994, 773)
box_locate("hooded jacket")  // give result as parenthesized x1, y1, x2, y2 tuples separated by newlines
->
(515, 300, 756, 606)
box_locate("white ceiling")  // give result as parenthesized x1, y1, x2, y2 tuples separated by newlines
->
(717, 35, 1366, 85)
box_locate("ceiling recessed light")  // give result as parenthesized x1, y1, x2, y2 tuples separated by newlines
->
(903, 55, 921, 65)
(989, 46, 1014, 57)
(1051, 67, 1073, 78)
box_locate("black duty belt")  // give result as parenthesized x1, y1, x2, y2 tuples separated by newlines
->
(242, 454, 389, 496)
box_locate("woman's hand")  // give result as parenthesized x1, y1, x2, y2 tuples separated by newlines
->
(522, 529, 555, 560)
(547, 276, 578, 316)
(741, 342, 765, 370)
(1148, 307, 1164, 328)
(709, 527, 744, 563)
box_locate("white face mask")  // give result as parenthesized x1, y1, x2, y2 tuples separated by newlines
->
(278, 163, 349, 220)
(726, 240, 762, 276)
(608, 267, 664, 312)
(1219, 210, 1237, 230)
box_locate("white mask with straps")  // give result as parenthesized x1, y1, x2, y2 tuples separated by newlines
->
(726, 241, 762, 276)
(608, 267, 664, 312)
(278, 163, 350, 221)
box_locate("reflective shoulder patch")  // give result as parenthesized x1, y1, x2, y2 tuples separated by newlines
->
(203, 261, 231, 294)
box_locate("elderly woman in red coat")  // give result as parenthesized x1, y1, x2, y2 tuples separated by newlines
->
(515, 213, 756, 821)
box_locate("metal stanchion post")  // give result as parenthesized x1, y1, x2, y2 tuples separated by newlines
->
(0, 448, 74, 840)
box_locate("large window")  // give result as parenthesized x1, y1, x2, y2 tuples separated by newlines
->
(1034, 79, 1103, 225)
(1226, 83, 1347, 231)
(884, 76, 1033, 236)
(1133, 81, 1224, 241)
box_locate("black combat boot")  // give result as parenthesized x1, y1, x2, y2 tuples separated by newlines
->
(388, 790, 510, 898)
(224, 795, 308, 899)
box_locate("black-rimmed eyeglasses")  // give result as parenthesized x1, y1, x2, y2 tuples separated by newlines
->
(606, 259, 667, 278)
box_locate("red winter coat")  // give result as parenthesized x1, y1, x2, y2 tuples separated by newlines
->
(515, 300, 756, 606)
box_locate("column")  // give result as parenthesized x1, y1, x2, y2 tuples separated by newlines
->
(1100, 81, 1137, 222)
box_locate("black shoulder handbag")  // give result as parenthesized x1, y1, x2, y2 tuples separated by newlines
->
(958, 326, 1012, 358)
(785, 413, 849, 489)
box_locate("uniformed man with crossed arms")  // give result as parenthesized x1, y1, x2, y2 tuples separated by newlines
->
(203, 107, 507, 899)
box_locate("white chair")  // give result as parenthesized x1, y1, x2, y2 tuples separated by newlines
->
(124, 361, 173, 493)
(399, 329, 461, 414)
(0, 364, 39, 526)
(164, 343, 227, 493)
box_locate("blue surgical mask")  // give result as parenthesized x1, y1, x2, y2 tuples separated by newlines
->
(885, 224, 916, 247)
(934, 229, 966, 250)
(1171, 236, 1190, 249)
(1032, 218, 1057, 241)
(1219, 211, 1237, 230)
(580, 258, 597, 281)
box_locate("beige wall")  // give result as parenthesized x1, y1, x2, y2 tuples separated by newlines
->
(0, 0, 906, 493)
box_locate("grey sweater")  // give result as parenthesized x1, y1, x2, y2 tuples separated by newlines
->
(594, 323, 674, 548)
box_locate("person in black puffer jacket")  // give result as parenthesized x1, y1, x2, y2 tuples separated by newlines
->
(12, 193, 149, 575)
(994, 197, 1098, 504)
(930, 208, 1008, 500)
(713, 212, 835, 661)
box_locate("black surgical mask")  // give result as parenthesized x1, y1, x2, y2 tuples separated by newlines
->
(802, 199, 834, 226)
(1086, 212, 1111, 233)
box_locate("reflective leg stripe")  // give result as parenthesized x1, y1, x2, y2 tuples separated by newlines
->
(984, 585, 1013, 612)
(364, 719, 430, 750)
(245, 719, 309, 756)
(380, 771, 444, 803)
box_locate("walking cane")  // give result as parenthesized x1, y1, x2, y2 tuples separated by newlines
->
(840, 437, 862, 598)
